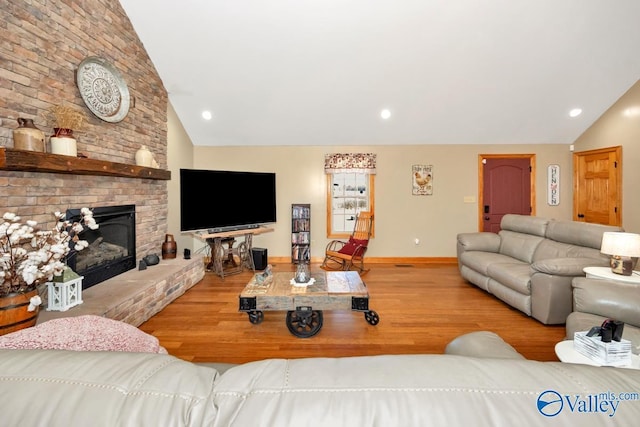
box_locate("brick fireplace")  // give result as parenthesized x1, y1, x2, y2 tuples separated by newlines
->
(1, 1, 202, 326)
(38, 255, 205, 327)
(1, 1, 170, 250)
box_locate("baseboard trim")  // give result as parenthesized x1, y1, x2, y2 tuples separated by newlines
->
(268, 256, 458, 264)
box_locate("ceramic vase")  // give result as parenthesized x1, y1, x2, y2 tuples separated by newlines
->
(162, 234, 177, 259)
(13, 118, 45, 152)
(50, 128, 77, 157)
(135, 145, 153, 167)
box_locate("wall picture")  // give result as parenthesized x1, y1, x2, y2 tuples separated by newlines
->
(547, 164, 560, 206)
(412, 165, 433, 195)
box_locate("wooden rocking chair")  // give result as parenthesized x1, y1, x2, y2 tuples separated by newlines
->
(321, 211, 373, 275)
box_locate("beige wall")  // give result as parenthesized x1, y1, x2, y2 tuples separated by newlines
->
(573, 80, 640, 233)
(166, 103, 195, 255)
(168, 144, 572, 259)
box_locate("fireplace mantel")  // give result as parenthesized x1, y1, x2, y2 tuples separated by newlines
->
(0, 147, 170, 180)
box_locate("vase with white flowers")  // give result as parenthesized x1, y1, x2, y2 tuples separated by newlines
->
(0, 208, 98, 335)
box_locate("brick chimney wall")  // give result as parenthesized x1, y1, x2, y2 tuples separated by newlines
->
(0, 1, 169, 259)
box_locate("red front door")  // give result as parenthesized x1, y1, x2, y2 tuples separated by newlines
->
(481, 157, 532, 232)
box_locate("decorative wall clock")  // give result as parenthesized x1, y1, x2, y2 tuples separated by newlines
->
(76, 56, 130, 123)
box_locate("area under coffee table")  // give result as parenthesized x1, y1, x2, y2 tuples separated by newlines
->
(239, 271, 379, 337)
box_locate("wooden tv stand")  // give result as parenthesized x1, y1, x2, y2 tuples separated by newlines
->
(195, 227, 274, 279)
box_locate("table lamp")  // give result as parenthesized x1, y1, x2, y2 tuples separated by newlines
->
(600, 232, 640, 276)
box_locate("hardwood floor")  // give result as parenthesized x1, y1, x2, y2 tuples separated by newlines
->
(139, 263, 566, 364)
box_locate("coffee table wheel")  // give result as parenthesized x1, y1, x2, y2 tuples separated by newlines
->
(248, 310, 264, 324)
(364, 310, 380, 325)
(286, 309, 323, 338)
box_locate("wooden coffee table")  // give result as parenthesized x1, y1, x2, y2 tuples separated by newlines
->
(239, 271, 379, 337)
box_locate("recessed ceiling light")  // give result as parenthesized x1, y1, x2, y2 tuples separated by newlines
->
(569, 108, 582, 118)
(202, 110, 213, 120)
(380, 109, 391, 120)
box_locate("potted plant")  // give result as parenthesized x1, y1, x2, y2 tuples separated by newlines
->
(43, 105, 86, 156)
(0, 208, 97, 335)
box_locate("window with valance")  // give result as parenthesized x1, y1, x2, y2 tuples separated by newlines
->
(324, 153, 376, 238)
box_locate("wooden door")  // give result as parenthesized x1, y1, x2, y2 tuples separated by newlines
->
(573, 146, 621, 226)
(479, 155, 534, 232)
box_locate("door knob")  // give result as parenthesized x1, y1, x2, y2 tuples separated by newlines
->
(484, 216, 490, 220)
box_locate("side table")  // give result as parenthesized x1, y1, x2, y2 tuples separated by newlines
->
(554, 340, 640, 369)
(193, 227, 274, 279)
(583, 266, 640, 284)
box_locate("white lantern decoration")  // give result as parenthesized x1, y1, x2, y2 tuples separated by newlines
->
(46, 268, 84, 311)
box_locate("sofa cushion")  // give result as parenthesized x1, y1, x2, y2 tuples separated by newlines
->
(498, 230, 544, 263)
(458, 251, 520, 276)
(531, 257, 606, 276)
(0, 349, 219, 426)
(486, 263, 532, 294)
(532, 239, 607, 263)
(532, 239, 573, 260)
(500, 214, 549, 237)
(487, 279, 532, 315)
(211, 354, 640, 426)
(545, 220, 623, 249)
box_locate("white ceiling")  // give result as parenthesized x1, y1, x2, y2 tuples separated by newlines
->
(119, 0, 640, 147)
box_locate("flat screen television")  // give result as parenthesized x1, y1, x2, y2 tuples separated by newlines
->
(180, 168, 277, 232)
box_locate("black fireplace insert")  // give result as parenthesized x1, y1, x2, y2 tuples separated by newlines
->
(66, 204, 136, 290)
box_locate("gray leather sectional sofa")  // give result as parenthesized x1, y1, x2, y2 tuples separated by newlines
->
(567, 277, 640, 354)
(457, 214, 622, 324)
(2, 331, 640, 426)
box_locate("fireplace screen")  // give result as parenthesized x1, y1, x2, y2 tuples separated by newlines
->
(66, 204, 136, 289)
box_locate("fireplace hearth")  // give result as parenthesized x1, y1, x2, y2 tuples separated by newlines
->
(66, 205, 136, 290)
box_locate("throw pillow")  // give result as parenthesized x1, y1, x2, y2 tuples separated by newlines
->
(0, 315, 167, 354)
(337, 237, 368, 256)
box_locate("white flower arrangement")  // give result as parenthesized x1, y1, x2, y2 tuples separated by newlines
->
(0, 208, 98, 297)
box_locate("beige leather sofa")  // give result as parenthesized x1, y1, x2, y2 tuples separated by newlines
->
(566, 277, 640, 354)
(2, 331, 640, 426)
(457, 214, 622, 324)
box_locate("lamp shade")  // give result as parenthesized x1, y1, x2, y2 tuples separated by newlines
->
(600, 232, 640, 257)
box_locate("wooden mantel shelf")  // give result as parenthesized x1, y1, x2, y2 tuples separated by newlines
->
(0, 147, 171, 180)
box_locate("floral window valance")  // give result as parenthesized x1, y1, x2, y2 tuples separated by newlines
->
(324, 153, 377, 174)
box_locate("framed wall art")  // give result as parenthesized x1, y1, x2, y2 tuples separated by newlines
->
(412, 164, 433, 195)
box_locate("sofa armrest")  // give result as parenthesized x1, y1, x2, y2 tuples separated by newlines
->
(444, 331, 525, 359)
(572, 277, 640, 327)
(456, 232, 501, 253)
(531, 257, 606, 276)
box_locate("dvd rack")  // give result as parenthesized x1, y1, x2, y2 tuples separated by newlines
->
(291, 203, 311, 263)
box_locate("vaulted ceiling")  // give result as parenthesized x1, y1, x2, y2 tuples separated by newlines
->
(119, 0, 640, 147)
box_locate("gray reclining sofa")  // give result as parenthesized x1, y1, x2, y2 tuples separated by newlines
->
(457, 214, 622, 324)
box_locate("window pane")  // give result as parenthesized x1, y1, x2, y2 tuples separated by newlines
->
(327, 172, 374, 237)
